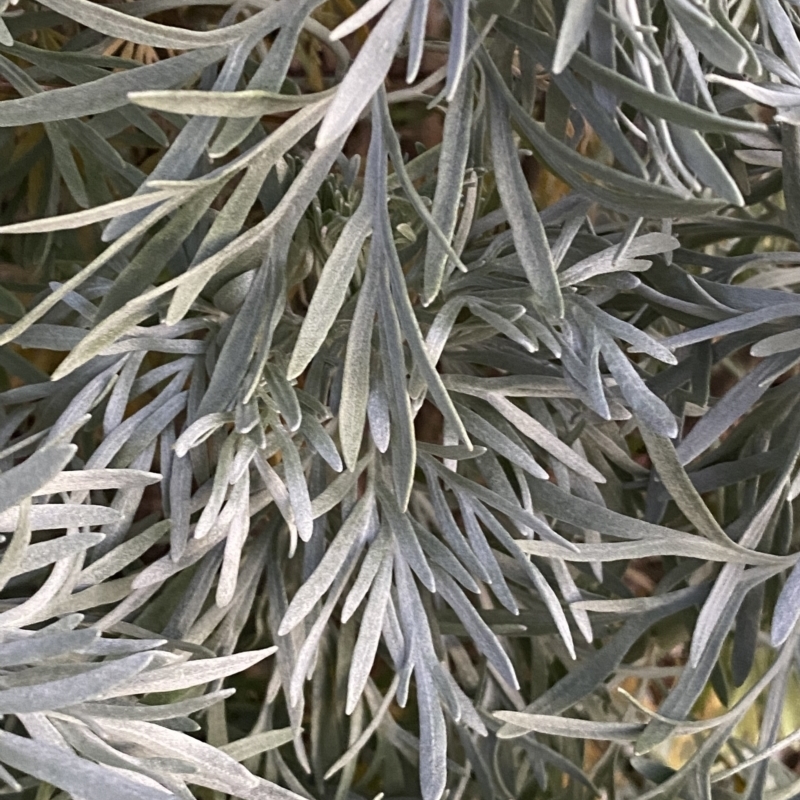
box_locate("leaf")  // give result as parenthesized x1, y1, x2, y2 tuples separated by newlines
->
(486, 394, 606, 482)
(457, 403, 548, 480)
(330, 0, 393, 40)
(488, 90, 563, 317)
(415, 665, 447, 800)
(568, 603, 707, 734)
(424, 456, 576, 551)
(221, 729, 296, 762)
(0, 653, 153, 714)
(378, 482, 436, 592)
(599, 336, 678, 438)
(18, 531, 106, 574)
(100, 648, 277, 697)
(495, 712, 643, 741)
(339, 201, 380, 469)
(0, 628, 100, 667)
(310, 456, 370, 519)
(278, 490, 374, 635)
(0, 499, 31, 592)
(271, 421, 314, 544)
(0, 505, 120, 532)
(0, 730, 174, 800)
(74, 690, 232, 722)
(669, 124, 744, 206)
(751, 329, 800, 356)
(690, 564, 749, 669)
(129, 87, 336, 117)
(773, 559, 800, 645)
(36, 469, 162, 495)
(0, 48, 227, 126)
(0, 18, 11, 47)
(469, 500, 576, 655)
(78, 520, 170, 586)
(0, 444, 76, 515)
(782, 122, 800, 243)
(416, 522, 479, 592)
(93, 718, 279, 798)
(707, 76, 800, 108)
(0, 190, 179, 234)
(497, 18, 766, 135)
(444, 0, 470, 99)
(0, 194, 185, 350)
(436, 571, 519, 688)
(521, 473, 787, 566)
(288, 202, 372, 379)
(515, 538, 779, 565)
(377, 279, 416, 511)
(663, 303, 800, 350)
(299, 414, 343, 472)
(216, 469, 250, 607)
(208, 0, 329, 158)
(562, 234, 680, 289)
(196, 263, 273, 417)
(173, 414, 232, 459)
(676, 355, 796, 465)
(316, 0, 414, 147)
(378, 93, 469, 277)
(638, 427, 745, 551)
(760, 0, 800, 77)
(458, 499, 516, 611)
(96, 186, 219, 320)
(265, 367, 302, 433)
(36, 0, 281, 49)
(346, 550, 393, 713)
(635, 565, 779, 754)
(422, 468, 493, 584)
(423, 66, 474, 304)
(288, 550, 360, 708)
(164, 104, 333, 322)
(417, 442, 486, 460)
(552, 0, 596, 74)
(373, 159, 471, 449)
(342, 527, 391, 622)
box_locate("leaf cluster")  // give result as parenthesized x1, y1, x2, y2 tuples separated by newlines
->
(2, 1, 800, 799)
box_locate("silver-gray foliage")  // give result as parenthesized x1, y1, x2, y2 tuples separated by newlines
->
(1, 0, 800, 797)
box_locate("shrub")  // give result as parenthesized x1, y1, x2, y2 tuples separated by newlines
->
(2, 0, 800, 798)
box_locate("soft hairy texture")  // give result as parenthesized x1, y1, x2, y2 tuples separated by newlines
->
(1, 0, 800, 798)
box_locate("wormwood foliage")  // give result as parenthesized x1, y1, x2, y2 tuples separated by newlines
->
(4, 0, 800, 798)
